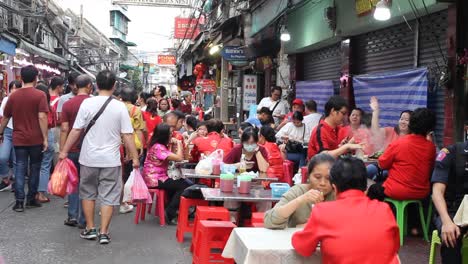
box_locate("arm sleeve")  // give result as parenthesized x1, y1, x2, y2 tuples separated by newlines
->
(431, 146, 454, 184)
(378, 141, 398, 169)
(292, 207, 321, 257)
(155, 144, 171, 161)
(134, 108, 146, 130)
(259, 145, 268, 160)
(120, 105, 134, 134)
(264, 186, 303, 229)
(257, 98, 266, 110)
(56, 96, 66, 113)
(223, 145, 240, 164)
(72, 102, 89, 129)
(38, 93, 49, 113)
(61, 103, 70, 123)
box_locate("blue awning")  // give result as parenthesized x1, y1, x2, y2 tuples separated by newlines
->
(0, 37, 16, 56)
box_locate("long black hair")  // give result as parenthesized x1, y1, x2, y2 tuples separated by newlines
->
(241, 127, 259, 143)
(146, 98, 158, 117)
(260, 126, 276, 143)
(149, 123, 171, 147)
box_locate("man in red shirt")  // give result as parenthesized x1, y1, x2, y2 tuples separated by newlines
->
(179, 92, 193, 114)
(60, 75, 93, 227)
(292, 157, 400, 263)
(307, 96, 361, 159)
(164, 111, 187, 157)
(0, 65, 49, 212)
(191, 119, 234, 162)
(368, 108, 436, 201)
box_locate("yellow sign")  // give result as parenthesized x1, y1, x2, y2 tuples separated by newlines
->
(355, 0, 372, 16)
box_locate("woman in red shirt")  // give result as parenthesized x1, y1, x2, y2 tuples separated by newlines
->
(142, 98, 162, 146)
(292, 157, 400, 263)
(258, 126, 284, 185)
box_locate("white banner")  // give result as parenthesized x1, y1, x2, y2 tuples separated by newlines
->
(243, 75, 257, 111)
(112, 0, 191, 7)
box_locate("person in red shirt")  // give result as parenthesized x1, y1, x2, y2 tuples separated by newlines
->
(0, 65, 49, 212)
(258, 126, 284, 185)
(179, 92, 193, 114)
(142, 98, 162, 146)
(191, 119, 234, 162)
(292, 157, 400, 263)
(368, 108, 436, 201)
(60, 74, 93, 227)
(164, 111, 187, 158)
(307, 96, 362, 160)
(276, 98, 305, 131)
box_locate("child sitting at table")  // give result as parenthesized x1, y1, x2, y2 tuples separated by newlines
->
(292, 157, 400, 263)
(264, 153, 335, 229)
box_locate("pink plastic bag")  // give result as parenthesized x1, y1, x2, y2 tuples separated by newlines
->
(48, 160, 68, 198)
(131, 170, 152, 203)
(65, 159, 79, 195)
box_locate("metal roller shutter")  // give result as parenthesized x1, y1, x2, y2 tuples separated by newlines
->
(419, 10, 448, 148)
(303, 42, 341, 93)
(352, 21, 416, 74)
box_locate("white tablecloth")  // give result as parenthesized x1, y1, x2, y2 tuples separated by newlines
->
(222, 227, 320, 264)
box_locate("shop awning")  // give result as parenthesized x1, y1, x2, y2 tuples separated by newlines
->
(0, 36, 16, 56)
(18, 40, 68, 65)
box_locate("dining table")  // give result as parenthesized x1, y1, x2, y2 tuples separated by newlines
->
(222, 227, 320, 264)
(200, 187, 281, 203)
(182, 169, 279, 182)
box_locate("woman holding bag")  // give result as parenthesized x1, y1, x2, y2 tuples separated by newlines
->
(143, 123, 192, 225)
(276, 111, 308, 172)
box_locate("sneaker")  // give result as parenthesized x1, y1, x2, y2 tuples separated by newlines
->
(119, 204, 134, 214)
(98, 233, 111, 245)
(80, 228, 98, 240)
(0, 181, 11, 192)
(64, 218, 78, 227)
(12, 201, 24, 212)
(25, 199, 42, 208)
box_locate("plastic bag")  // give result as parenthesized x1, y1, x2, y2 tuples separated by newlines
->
(123, 170, 136, 203)
(208, 149, 224, 162)
(65, 159, 79, 195)
(48, 159, 69, 198)
(131, 169, 152, 203)
(195, 158, 213, 175)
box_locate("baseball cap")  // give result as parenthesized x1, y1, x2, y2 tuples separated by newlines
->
(292, 99, 304, 107)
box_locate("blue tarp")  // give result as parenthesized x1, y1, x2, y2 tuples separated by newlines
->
(0, 37, 16, 56)
(295, 80, 334, 114)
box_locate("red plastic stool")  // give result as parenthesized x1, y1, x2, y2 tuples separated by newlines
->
(134, 189, 167, 226)
(192, 220, 236, 264)
(176, 197, 209, 243)
(251, 212, 265, 224)
(191, 206, 230, 252)
(283, 160, 294, 186)
(301, 166, 308, 183)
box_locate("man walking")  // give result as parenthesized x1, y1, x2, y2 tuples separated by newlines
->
(60, 75, 93, 228)
(0, 65, 49, 212)
(59, 70, 139, 244)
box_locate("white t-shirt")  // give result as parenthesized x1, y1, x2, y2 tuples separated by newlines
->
(257, 97, 288, 124)
(57, 92, 75, 113)
(275, 122, 308, 144)
(73, 96, 133, 167)
(303, 113, 322, 137)
(0, 97, 13, 129)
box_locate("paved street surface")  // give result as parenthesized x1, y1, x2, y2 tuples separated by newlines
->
(0, 190, 437, 264)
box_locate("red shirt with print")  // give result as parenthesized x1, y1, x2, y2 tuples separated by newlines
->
(379, 134, 436, 200)
(191, 132, 234, 162)
(307, 120, 345, 159)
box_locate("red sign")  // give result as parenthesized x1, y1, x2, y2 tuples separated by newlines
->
(196, 79, 217, 93)
(174, 17, 201, 39)
(157, 55, 176, 65)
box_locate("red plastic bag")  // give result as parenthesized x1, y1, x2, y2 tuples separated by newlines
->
(131, 169, 152, 203)
(48, 159, 69, 198)
(65, 159, 79, 195)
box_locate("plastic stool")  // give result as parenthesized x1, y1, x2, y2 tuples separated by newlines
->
(384, 198, 432, 246)
(251, 212, 265, 224)
(176, 197, 209, 243)
(301, 166, 308, 184)
(190, 206, 230, 252)
(192, 220, 236, 264)
(283, 160, 294, 186)
(134, 189, 167, 226)
(429, 230, 441, 264)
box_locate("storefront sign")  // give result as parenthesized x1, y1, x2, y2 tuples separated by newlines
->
(221, 46, 247, 61)
(196, 79, 216, 93)
(242, 75, 257, 111)
(112, 0, 190, 7)
(13, 58, 60, 75)
(157, 55, 176, 65)
(174, 17, 200, 39)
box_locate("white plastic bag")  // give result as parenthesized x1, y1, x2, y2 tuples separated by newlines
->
(195, 157, 213, 175)
(293, 172, 302, 185)
(123, 170, 136, 203)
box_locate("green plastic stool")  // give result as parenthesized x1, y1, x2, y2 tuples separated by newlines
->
(384, 198, 432, 246)
(429, 230, 441, 264)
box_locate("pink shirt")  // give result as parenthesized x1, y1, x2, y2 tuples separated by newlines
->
(143, 143, 171, 187)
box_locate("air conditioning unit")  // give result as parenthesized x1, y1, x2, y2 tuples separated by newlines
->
(7, 14, 23, 34)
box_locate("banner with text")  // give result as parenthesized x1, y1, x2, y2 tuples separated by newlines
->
(243, 75, 257, 111)
(174, 17, 201, 39)
(157, 55, 176, 65)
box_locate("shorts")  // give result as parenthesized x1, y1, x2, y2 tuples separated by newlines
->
(80, 165, 122, 206)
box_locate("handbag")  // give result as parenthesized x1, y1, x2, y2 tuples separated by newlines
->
(285, 126, 306, 153)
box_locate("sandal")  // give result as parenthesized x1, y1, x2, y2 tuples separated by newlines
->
(37, 193, 50, 203)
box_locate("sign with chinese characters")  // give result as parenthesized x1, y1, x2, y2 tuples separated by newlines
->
(221, 46, 247, 61)
(242, 75, 257, 111)
(174, 17, 200, 39)
(157, 55, 176, 65)
(196, 79, 217, 93)
(112, 0, 190, 7)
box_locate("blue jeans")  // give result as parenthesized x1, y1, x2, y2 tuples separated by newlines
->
(14, 145, 43, 202)
(286, 151, 306, 173)
(67, 152, 85, 225)
(38, 130, 55, 192)
(0, 127, 15, 179)
(366, 164, 388, 182)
